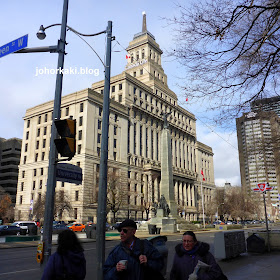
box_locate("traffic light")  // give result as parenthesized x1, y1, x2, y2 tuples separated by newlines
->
(54, 119, 76, 159)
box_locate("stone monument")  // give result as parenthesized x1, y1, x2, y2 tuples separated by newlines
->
(160, 112, 178, 218)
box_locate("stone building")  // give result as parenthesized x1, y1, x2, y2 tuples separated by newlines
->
(15, 14, 215, 223)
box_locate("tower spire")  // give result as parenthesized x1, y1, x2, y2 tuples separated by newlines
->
(142, 11, 147, 32)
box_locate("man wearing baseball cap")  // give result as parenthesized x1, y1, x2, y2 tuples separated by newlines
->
(103, 219, 163, 280)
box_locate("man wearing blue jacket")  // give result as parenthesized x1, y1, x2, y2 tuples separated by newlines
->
(103, 219, 164, 280)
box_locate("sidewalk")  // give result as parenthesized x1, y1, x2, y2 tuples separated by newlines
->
(1, 230, 280, 279)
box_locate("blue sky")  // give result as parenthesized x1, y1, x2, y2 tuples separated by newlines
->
(0, 0, 240, 186)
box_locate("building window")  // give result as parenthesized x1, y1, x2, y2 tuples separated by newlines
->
(44, 126, 47, 135)
(112, 86, 115, 92)
(66, 107, 69, 116)
(22, 171, 25, 178)
(101, 89, 104, 94)
(41, 168, 44, 176)
(97, 147, 100, 156)
(80, 103, 84, 113)
(97, 134, 101, 143)
(38, 116, 41, 124)
(78, 145, 81, 154)
(99, 107, 102, 116)
(119, 95, 122, 102)
(75, 191, 79, 201)
(77, 162, 80, 167)
(114, 126, 117, 135)
(27, 120, 30, 128)
(34, 169, 37, 176)
(33, 181, 36, 190)
(21, 182, 24, 191)
(39, 180, 43, 189)
(115, 114, 118, 122)
(20, 196, 23, 204)
(36, 141, 39, 149)
(79, 116, 83, 126)
(25, 143, 28, 152)
(41, 152, 45, 161)
(23, 156, 27, 164)
(44, 114, 48, 122)
(26, 131, 29, 140)
(78, 130, 82, 140)
(133, 71, 136, 77)
(114, 139, 117, 148)
(74, 208, 78, 219)
(119, 84, 122, 90)
(61, 182, 65, 187)
(98, 120, 102, 129)
(43, 139, 46, 148)
(35, 153, 38, 162)
(140, 69, 143, 75)
(37, 128, 40, 137)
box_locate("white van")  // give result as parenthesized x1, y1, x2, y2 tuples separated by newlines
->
(11, 221, 37, 230)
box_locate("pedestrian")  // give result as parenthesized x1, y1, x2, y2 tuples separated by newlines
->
(170, 231, 227, 280)
(103, 219, 164, 280)
(41, 229, 86, 280)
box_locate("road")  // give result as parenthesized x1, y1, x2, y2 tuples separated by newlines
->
(0, 227, 271, 280)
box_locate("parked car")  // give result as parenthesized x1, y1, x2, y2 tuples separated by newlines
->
(41, 224, 69, 234)
(111, 222, 121, 230)
(0, 225, 21, 236)
(67, 223, 85, 232)
(11, 221, 37, 230)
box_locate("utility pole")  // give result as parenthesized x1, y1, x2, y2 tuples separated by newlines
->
(96, 21, 113, 280)
(42, 0, 68, 267)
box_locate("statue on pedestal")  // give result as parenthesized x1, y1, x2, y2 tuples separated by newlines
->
(158, 194, 170, 217)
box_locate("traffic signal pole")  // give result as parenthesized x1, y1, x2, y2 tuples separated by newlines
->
(42, 0, 69, 268)
(96, 21, 113, 280)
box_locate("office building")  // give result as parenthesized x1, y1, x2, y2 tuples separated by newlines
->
(236, 111, 280, 218)
(15, 14, 215, 223)
(0, 137, 22, 203)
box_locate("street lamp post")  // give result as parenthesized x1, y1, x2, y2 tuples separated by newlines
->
(217, 203, 224, 222)
(42, 0, 69, 267)
(16, 0, 109, 268)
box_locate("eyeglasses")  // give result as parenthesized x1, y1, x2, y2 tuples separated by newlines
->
(118, 228, 129, 233)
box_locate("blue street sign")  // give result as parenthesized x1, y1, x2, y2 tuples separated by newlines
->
(56, 163, 83, 185)
(0, 34, 28, 58)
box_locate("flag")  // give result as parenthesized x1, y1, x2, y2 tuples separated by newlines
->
(126, 54, 130, 59)
(186, 97, 188, 101)
(201, 170, 205, 181)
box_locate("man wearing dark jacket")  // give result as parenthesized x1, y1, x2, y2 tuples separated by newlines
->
(170, 231, 225, 280)
(103, 219, 164, 280)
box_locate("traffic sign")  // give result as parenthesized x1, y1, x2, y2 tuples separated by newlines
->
(56, 163, 82, 185)
(252, 183, 273, 192)
(0, 34, 28, 58)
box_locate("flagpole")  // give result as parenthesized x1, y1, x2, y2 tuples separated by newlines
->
(200, 176, 205, 229)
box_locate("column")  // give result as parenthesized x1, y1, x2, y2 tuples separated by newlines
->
(154, 177, 159, 202)
(191, 184, 195, 207)
(179, 181, 183, 206)
(174, 180, 178, 204)
(183, 182, 187, 207)
(136, 121, 140, 156)
(148, 124, 152, 159)
(129, 120, 134, 154)
(187, 183, 191, 207)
